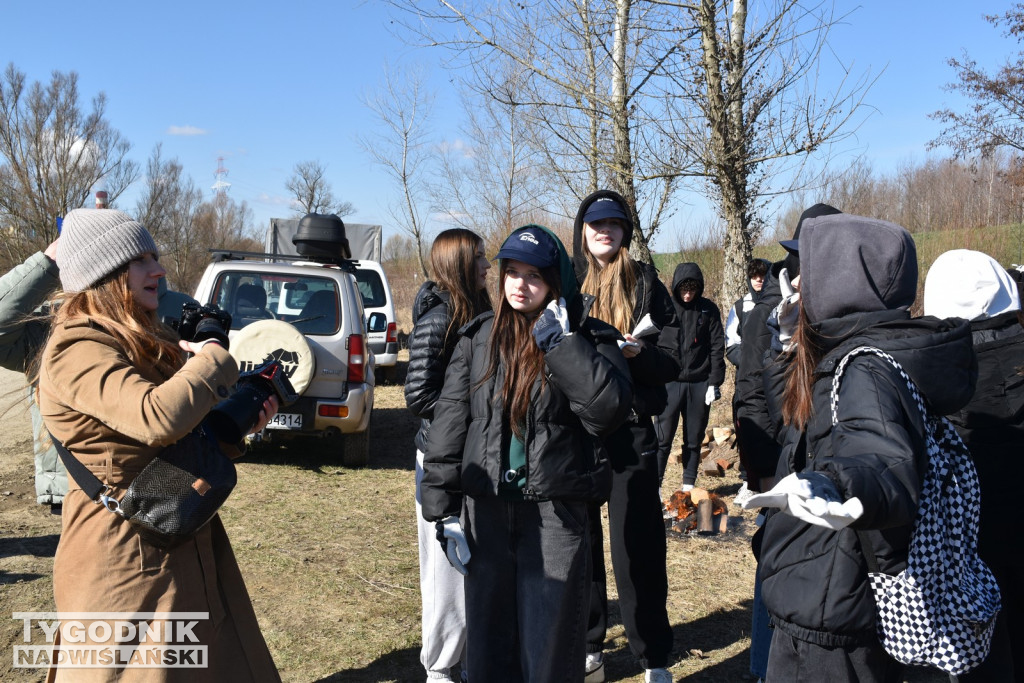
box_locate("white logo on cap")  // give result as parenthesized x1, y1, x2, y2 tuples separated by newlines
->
(519, 232, 540, 245)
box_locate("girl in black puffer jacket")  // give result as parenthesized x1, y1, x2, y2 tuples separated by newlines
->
(572, 190, 681, 682)
(422, 225, 633, 682)
(752, 214, 976, 682)
(404, 228, 491, 682)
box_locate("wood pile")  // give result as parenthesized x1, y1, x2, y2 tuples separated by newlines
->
(700, 426, 738, 477)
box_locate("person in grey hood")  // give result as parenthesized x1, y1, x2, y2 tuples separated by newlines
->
(746, 214, 977, 682)
(653, 262, 724, 492)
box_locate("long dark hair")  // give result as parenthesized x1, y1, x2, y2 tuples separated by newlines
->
(430, 229, 492, 353)
(486, 260, 561, 439)
(781, 304, 824, 430)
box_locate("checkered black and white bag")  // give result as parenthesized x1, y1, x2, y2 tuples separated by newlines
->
(831, 346, 1001, 675)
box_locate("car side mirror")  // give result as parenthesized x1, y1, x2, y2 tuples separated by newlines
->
(366, 312, 387, 333)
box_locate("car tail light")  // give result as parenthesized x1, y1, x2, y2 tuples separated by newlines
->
(386, 322, 397, 344)
(318, 404, 349, 418)
(347, 333, 366, 383)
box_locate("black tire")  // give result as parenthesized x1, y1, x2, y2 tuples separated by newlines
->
(342, 430, 370, 467)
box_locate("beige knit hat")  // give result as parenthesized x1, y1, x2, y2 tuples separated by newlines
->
(56, 209, 159, 292)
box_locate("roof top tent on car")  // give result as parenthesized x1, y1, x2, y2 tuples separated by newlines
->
(267, 217, 382, 262)
(267, 217, 398, 379)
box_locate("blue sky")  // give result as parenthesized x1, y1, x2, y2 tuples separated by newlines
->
(4, 1, 1016, 252)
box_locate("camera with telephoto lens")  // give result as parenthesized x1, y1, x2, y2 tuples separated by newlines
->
(204, 360, 300, 444)
(173, 302, 232, 349)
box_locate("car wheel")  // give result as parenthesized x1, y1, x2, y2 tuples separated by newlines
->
(342, 429, 369, 467)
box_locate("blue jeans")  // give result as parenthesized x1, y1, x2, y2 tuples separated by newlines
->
(464, 495, 591, 683)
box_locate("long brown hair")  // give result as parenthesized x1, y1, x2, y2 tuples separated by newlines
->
(580, 228, 637, 335)
(781, 304, 824, 430)
(430, 228, 492, 352)
(486, 260, 561, 439)
(33, 266, 183, 384)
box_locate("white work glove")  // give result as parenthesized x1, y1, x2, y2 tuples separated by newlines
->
(435, 515, 471, 575)
(532, 297, 571, 352)
(774, 267, 801, 353)
(704, 385, 721, 405)
(741, 472, 864, 530)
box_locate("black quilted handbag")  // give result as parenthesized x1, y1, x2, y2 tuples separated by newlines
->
(51, 428, 237, 548)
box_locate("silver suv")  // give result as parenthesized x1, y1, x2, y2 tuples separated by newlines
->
(192, 250, 374, 466)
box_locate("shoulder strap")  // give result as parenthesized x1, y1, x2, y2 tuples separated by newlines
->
(48, 433, 109, 502)
(830, 346, 928, 428)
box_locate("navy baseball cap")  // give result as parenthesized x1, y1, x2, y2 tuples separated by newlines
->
(495, 227, 560, 268)
(582, 197, 629, 224)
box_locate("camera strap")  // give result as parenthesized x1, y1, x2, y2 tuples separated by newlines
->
(48, 433, 123, 514)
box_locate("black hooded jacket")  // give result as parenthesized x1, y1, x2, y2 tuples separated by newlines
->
(758, 312, 976, 648)
(732, 261, 783, 480)
(572, 189, 681, 418)
(667, 263, 725, 385)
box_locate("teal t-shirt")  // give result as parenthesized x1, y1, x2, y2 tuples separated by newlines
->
(498, 433, 527, 498)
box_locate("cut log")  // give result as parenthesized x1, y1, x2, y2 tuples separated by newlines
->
(696, 499, 715, 534)
(688, 487, 710, 504)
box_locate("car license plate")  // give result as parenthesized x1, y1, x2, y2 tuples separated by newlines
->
(266, 413, 302, 430)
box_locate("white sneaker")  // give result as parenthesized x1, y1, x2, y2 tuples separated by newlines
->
(425, 671, 456, 683)
(645, 667, 673, 683)
(584, 652, 605, 683)
(733, 482, 754, 506)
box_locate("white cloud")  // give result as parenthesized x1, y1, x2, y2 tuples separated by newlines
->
(166, 125, 207, 136)
(256, 193, 293, 206)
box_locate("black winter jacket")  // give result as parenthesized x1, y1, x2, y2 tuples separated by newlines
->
(948, 311, 1024, 563)
(733, 262, 783, 479)
(421, 309, 634, 521)
(572, 189, 681, 418)
(667, 263, 725, 385)
(733, 262, 782, 417)
(759, 311, 976, 647)
(404, 281, 455, 453)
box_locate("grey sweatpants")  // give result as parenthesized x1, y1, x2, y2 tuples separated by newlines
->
(416, 450, 467, 676)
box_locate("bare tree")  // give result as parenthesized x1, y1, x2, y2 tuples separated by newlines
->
(284, 160, 355, 216)
(165, 194, 259, 295)
(358, 65, 433, 278)
(931, 5, 1024, 158)
(433, 66, 553, 250)
(652, 0, 874, 304)
(134, 145, 201, 242)
(0, 63, 139, 269)
(384, 0, 692, 264)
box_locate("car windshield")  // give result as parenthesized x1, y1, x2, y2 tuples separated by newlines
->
(353, 268, 387, 308)
(210, 272, 341, 335)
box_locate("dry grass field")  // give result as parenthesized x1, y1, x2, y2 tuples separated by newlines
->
(0, 357, 944, 682)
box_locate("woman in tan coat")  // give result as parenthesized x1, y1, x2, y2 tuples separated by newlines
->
(35, 209, 281, 682)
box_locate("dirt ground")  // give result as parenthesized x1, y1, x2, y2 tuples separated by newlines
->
(0, 359, 944, 682)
